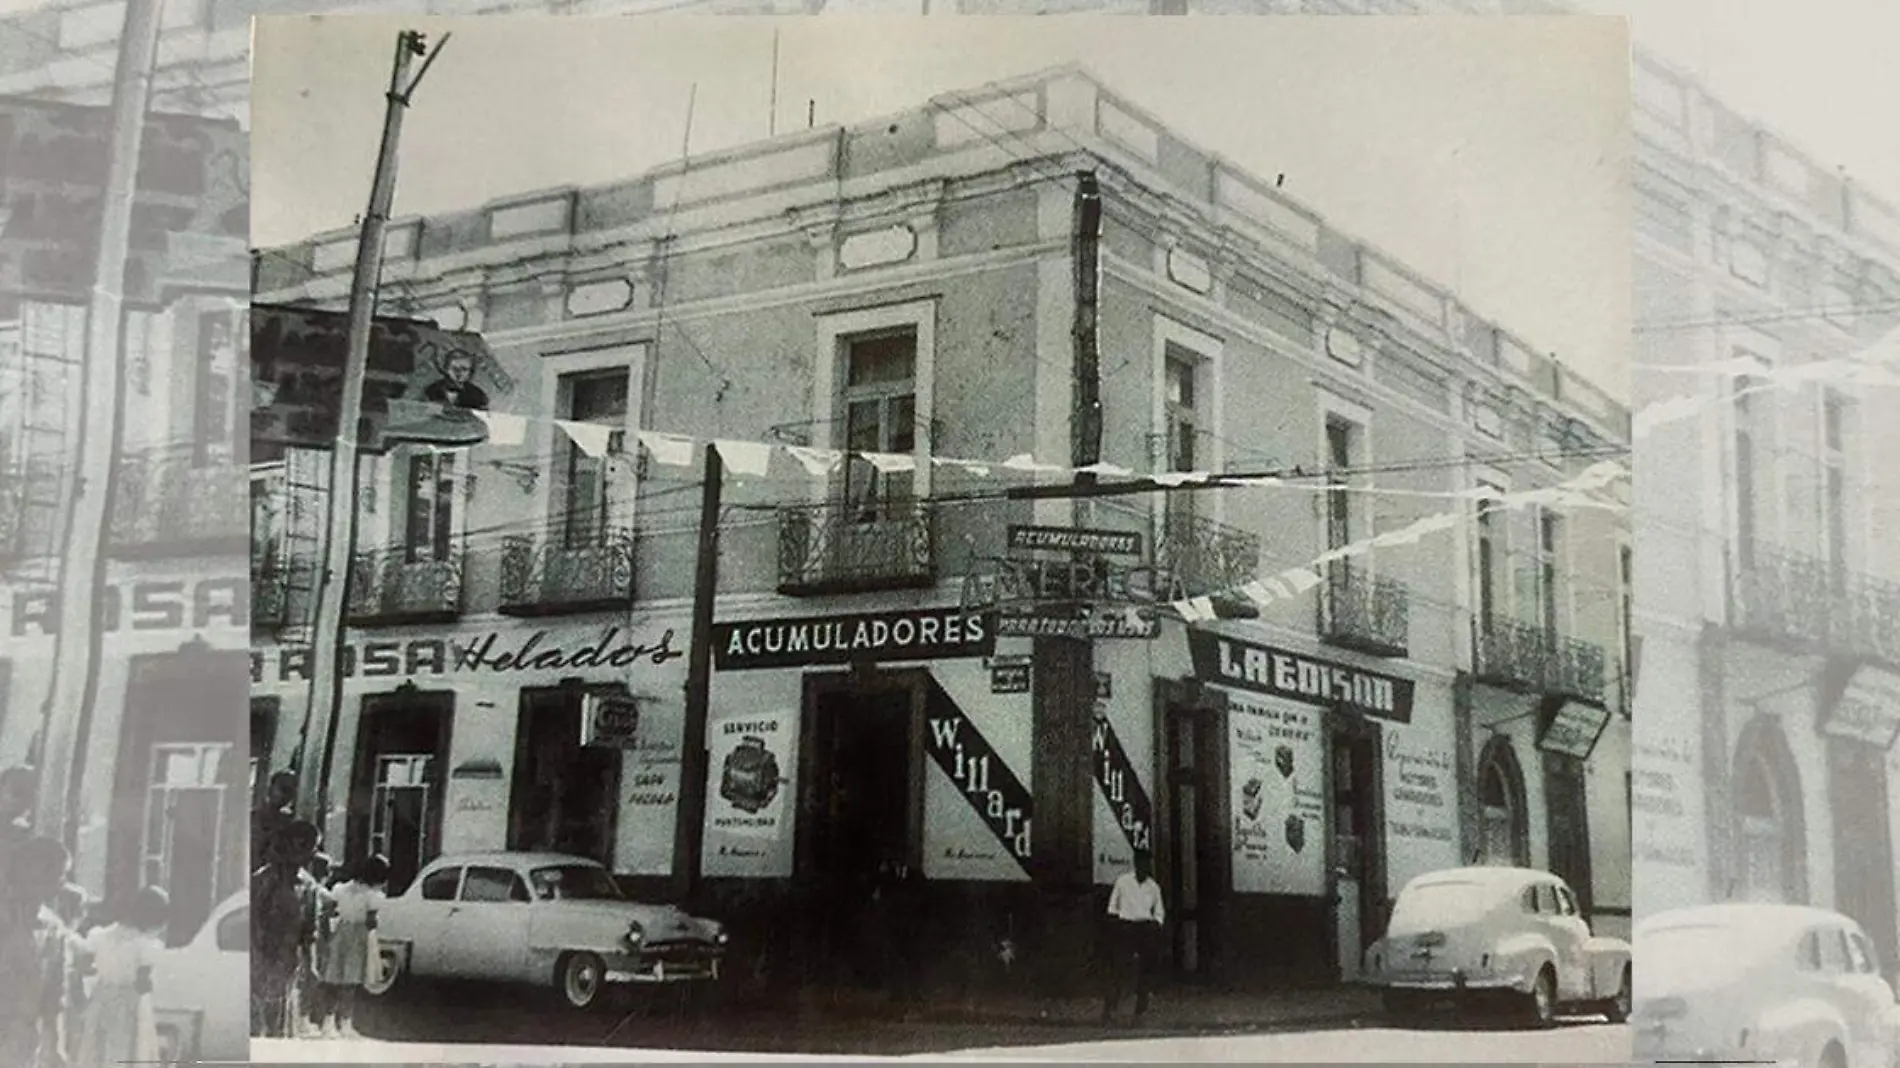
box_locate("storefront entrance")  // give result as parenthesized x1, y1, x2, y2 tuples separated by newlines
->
(1543, 751, 1594, 915)
(797, 672, 922, 985)
(348, 689, 451, 895)
(111, 647, 249, 945)
(1330, 721, 1383, 982)
(1161, 697, 1222, 978)
(509, 687, 620, 865)
(1829, 739, 1898, 977)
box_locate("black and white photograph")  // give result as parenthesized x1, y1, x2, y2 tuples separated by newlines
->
(245, 14, 1631, 1062)
(2, 0, 1898, 1065)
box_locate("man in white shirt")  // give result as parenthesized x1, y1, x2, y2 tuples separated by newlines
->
(1101, 850, 1165, 1024)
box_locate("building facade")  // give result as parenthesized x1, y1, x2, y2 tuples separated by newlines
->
(1621, 47, 1900, 984)
(0, 95, 251, 944)
(252, 67, 1630, 989)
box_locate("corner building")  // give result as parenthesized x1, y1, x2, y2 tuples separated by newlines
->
(252, 68, 1630, 991)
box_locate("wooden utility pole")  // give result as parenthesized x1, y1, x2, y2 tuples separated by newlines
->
(300, 29, 449, 838)
(672, 443, 723, 904)
(35, 0, 164, 849)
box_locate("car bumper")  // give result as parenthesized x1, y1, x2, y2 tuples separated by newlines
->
(604, 946, 724, 984)
(1373, 971, 1521, 993)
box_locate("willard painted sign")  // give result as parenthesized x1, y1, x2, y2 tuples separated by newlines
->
(925, 683, 1031, 869)
(1188, 629, 1415, 723)
(1092, 716, 1152, 852)
(712, 608, 993, 671)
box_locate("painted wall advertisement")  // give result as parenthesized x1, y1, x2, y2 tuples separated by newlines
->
(1632, 728, 1707, 914)
(1382, 734, 1461, 892)
(1228, 697, 1326, 896)
(703, 708, 796, 878)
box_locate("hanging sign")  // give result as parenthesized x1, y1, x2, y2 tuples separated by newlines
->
(1536, 698, 1613, 760)
(1188, 629, 1415, 723)
(1228, 697, 1327, 896)
(1821, 663, 1900, 750)
(582, 692, 642, 749)
(994, 605, 1160, 640)
(712, 607, 993, 671)
(989, 658, 1031, 694)
(1006, 525, 1142, 556)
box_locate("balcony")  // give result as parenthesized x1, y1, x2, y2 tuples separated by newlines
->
(108, 446, 249, 556)
(778, 500, 935, 596)
(1155, 508, 1261, 599)
(1317, 563, 1410, 658)
(347, 543, 465, 625)
(1473, 617, 1609, 706)
(499, 529, 635, 616)
(1730, 544, 1900, 665)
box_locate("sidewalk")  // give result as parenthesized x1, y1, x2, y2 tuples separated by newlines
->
(774, 982, 1385, 1035)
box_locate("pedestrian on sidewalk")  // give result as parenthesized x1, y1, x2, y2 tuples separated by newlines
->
(0, 835, 74, 1068)
(252, 820, 319, 1039)
(314, 854, 388, 1040)
(1100, 850, 1165, 1026)
(73, 886, 167, 1068)
(294, 851, 335, 1039)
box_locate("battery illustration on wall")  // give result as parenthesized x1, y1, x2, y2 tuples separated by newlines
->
(1229, 697, 1327, 896)
(707, 710, 792, 842)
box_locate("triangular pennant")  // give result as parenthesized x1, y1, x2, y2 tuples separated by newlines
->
(865, 452, 917, 473)
(559, 420, 614, 459)
(639, 432, 696, 468)
(785, 445, 841, 477)
(716, 440, 772, 477)
(1277, 569, 1322, 595)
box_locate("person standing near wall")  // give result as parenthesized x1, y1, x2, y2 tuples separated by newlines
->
(1100, 850, 1165, 1026)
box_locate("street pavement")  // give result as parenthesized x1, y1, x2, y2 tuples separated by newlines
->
(250, 978, 1631, 1061)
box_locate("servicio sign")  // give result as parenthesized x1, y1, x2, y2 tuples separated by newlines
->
(1188, 629, 1415, 724)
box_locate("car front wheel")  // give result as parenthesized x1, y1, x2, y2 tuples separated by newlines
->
(363, 942, 406, 998)
(557, 951, 608, 1011)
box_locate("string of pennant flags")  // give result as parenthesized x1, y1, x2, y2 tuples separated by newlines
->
(456, 404, 1627, 628)
(1631, 327, 1900, 440)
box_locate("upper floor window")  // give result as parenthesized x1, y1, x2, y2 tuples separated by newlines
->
(251, 466, 284, 570)
(840, 330, 917, 522)
(195, 306, 243, 466)
(1475, 484, 1506, 629)
(557, 368, 629, 548)
(1164, 348, 1199, 474)
(1731, 365, 1770, 567)
(1820, 388, 1852, 580)
(1537, 510, 1564, 637)
(404, 450, 456, 563)
(1324, 416, 1359, 553)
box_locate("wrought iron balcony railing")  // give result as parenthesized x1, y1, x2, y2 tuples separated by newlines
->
(1473, 617, 1609, 706)
(108, 446, 249, 556)
(778, 499, 935, 596)
(1155, 508, 1261, 599)
(1730, 544, 1900, 666)
(1317, 562, 1410, 658)
(499, 528, 635, 615)
(347, 543, 465, 624)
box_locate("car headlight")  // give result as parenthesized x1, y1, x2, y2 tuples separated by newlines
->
(626, 921, 645, 946)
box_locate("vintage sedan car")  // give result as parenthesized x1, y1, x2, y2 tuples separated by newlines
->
(366, 851, 728, 1010)
(1362, 866, 1631, 1026)
(148, 890, 249, 1065)
(1633, 903, 1900, 1068)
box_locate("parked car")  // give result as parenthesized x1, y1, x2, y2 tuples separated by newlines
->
(1362, 866, 1631, 1026)
(365, 851, 728, 1010)
(148, 889, 249, 1065)
(1633, 903, 1900, 1068)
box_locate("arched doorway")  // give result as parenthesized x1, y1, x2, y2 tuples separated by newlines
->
(1476, 736, 1530, 867)
(1731, 715, 1806, 904)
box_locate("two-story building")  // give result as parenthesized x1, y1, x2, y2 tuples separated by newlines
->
(253, 66, 1630, 989)
(0, 95, 250, 944)
(1622, 48, 1900, 978)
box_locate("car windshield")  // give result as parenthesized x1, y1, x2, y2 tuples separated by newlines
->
(1387, 880, 1495, 933)
(528, 865, 625, 902)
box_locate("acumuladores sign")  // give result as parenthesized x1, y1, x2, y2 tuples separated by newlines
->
(712, 607, 994, 671)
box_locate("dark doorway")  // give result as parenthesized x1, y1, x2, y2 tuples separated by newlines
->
(1160, 701, 1223, 978)
(509, 687, 621, 865)
(1829, 739, 1898, 979)
(1543, 751, 1594, 915)
(798, 676, 920, 986)
(111, 648, 249, 946)
(348, 690, 452, 895)
(1329, 723, 1384, 980)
